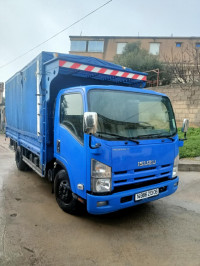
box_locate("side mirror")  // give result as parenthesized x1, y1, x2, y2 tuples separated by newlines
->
(181, 118, 189, 140)
(83, 112, 98, 135)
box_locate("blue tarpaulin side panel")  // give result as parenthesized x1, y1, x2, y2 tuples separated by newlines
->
(5, 51, 148, 167)
(5, 52, 54, 159)
(6, 52, 54, 137)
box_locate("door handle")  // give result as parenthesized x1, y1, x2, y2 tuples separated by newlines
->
(57, 140, 60, 153)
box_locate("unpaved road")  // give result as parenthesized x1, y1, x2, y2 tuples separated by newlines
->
(0, 134, 200, 266)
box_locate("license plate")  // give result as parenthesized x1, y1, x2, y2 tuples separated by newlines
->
(135, 188, 159, 201)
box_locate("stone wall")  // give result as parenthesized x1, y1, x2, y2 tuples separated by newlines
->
(148, 85, 200, 127)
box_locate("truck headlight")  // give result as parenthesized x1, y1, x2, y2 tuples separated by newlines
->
(91, 159, 112, 193)
(172, 154, 179, 178)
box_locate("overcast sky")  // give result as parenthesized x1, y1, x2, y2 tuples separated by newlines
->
(0, 0, 199, 83)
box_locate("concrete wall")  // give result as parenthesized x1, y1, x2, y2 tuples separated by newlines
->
(148, 85, 200, 127)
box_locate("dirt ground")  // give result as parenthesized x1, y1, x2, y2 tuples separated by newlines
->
(0, 134, 200, 266)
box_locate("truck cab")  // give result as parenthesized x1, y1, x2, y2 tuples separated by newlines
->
(54, 85, 181, 214)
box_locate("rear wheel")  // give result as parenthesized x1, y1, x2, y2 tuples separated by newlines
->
(15, 146, 28, 171)
(54, 169, 79, 214)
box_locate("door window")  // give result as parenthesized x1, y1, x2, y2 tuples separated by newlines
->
(60, 93, 84, 143)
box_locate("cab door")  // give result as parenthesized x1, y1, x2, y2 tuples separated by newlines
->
(54, 90, 86, 199)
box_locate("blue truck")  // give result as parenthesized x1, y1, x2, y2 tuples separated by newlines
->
(5, 51, 187, 215)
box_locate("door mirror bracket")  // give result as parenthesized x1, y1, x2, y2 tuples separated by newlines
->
(89, 135, 101, 149)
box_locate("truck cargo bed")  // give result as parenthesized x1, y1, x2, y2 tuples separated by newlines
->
(6, 51, 147, 175)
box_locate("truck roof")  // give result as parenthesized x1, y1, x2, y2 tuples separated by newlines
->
(62, 84, 167, 97)
(45, 52, 147, 88)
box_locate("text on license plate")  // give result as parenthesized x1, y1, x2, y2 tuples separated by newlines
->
(135, 188, 159, 201)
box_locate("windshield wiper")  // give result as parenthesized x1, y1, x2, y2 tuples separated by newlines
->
(161, 135, 175, 141)
(125, 121, 154, 129)
(136, 133, 175, 141)
(96, 132, 139, 144)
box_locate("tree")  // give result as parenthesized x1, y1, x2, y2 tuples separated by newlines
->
(163, 45, 200, 85)
(114, 42, 172, 86)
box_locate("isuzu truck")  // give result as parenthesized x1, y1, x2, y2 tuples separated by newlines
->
(5, 52, 187, 215)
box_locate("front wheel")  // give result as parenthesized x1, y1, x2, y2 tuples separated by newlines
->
(54, 170, 79, 214)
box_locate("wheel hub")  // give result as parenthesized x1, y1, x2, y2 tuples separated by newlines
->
(58, 181, 71, 203)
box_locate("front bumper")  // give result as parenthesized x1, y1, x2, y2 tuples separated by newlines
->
(87, 177, 179, 215)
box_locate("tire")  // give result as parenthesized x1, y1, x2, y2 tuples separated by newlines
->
(15, 146, 29, 171)
(54, 169, 79, 214)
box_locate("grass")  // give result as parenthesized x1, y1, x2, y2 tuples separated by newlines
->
(178, 127, 200, 158)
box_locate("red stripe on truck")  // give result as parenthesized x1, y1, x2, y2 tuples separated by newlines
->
(59, 60, 146, 81)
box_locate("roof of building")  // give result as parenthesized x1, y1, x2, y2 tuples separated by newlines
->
(70, 35, 200, 40)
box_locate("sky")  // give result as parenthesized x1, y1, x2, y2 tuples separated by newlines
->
(0, 0, 199, 83)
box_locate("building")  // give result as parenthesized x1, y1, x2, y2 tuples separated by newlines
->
(69, 36, 200, 63)
(69, 36, 200, 126)
(0, 83, 5, 132)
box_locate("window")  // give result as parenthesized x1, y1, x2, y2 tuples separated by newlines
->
(88, 41, 104, 52)
(196, 43, 200, 48)
(70, 40, 104, 53)
(176, 42, 182, 47)
(116, 43, 127, 54)
(60, 93, 84, 143)
(149, 43, 160, 55)
(70, 41, 87, 52)
(88, 89, 176, 140)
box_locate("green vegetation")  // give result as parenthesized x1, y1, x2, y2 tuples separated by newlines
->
(114, 42, 172, 85)
(178, 128, 200, 158)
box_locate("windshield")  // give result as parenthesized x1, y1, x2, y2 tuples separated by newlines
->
(88, 89, 177, 140)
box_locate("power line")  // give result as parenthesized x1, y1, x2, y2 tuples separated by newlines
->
(0, 0, 112, 69)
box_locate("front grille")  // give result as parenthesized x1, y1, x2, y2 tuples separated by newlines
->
(114, 179, 127, 184)
(134, 174, 155, 180)
(161, 171, 170, 175)
(112, 163, 173, 193)
(114, 170, 127, 175)
(161, 164, 170, 168)
(134, 166, 156, 173)
(113, 177, 169, 193)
